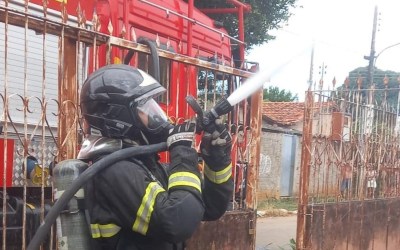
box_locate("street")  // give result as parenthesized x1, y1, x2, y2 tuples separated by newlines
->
(256, 215, 297, 250)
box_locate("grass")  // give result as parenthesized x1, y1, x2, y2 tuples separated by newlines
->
(258, 198, 298, 216)
(258, 238, 296, 250)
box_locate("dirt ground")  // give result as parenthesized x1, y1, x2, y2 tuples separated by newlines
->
(255, 215, 297, 250)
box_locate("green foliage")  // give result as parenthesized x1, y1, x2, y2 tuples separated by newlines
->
(277, 238, 296, 250)
(263, 86, 298, 102)
(336, 66, 400, 108)
(190, 0, 299, 50)
(258, 198, 298, 211)
(196, 69, 229, 108)
(289, 238, 296, 250)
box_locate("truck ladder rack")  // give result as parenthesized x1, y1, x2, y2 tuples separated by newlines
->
(0, 5, 253, 78)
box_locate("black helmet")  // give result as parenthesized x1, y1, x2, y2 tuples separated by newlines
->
(80, 64, 171, 143)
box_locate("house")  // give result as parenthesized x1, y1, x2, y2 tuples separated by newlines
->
(258, 100, 353, 200)
(262, 102, 305, 131)
(258, 102, 303, 199)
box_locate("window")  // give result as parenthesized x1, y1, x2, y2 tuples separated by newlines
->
(197, 68, 229, 110)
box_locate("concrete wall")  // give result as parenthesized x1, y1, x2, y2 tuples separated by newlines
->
(257, 123, 302, 200)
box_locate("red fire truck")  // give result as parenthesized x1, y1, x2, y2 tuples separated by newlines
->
(0, 0, 261, 249)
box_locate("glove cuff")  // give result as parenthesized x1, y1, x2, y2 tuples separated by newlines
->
(167, 132, 194, 148)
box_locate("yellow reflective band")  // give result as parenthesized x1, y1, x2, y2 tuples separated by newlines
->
(26, 203, 35, 210)
(168, 172, 201, 192)
(54, 0, 67, 3)
(204, 163, 232, 184)
(132, 182, 165, 235)
(90, 223, 121, 238)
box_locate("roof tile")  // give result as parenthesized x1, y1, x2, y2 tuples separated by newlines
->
(262, 102, 305, 126)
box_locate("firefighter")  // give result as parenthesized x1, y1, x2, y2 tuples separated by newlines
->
(78, 64, 233, 249)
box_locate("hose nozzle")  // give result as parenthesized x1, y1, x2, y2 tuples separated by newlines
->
(186, 96, 233, 132)
(204, 98, 233, 126)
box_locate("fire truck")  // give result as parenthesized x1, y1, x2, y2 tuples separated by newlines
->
(0, 0, 262, 249)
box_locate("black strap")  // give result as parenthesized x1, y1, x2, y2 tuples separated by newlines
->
(83, 186, 97, 250)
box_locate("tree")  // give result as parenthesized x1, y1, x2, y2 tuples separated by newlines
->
(263, 86, 298, 102)
(191, 0, 299, 51)
(336, 66, 400, 108)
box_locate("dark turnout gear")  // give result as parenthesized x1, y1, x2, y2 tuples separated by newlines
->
(79, 65, 233, 250)
(84, 143, 205, 250)
(200, 118, 233, 220)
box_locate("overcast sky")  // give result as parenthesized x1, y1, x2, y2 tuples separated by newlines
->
(247, 0, 400, 101)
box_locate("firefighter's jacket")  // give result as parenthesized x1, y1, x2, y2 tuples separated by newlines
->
(85, 145, 233, 250)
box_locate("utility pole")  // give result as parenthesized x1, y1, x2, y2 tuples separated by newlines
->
(365, 6, 378, 89)
(318, 62, 327, 90)
(308, 42, 315, 90)
(317, 62, 327, 103)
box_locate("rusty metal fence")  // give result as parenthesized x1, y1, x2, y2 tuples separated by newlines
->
(297, 87, 400, 249)
(1, 1, 261, 249)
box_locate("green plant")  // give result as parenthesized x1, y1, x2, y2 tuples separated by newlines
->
(263, 86, 298, 102)
(277, 238, 296, 250)
(258, 198, 298, 217)
(289, 238, 296, 250)
(258, 198, 298, 211)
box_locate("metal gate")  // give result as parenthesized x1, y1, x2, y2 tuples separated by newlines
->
(0, 1, 262, 249)
(297, 86, 400, 250)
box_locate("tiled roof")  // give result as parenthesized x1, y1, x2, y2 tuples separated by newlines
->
(262, 102, 305, 126)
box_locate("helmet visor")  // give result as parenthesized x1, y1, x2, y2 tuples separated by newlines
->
(136, 98, 168, 131)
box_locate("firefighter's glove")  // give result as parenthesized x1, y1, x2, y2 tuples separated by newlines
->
(167, 120, 196, 150)
(200, 118, 232, 170)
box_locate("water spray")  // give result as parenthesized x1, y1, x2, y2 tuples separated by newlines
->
(227, 69, 269, 106)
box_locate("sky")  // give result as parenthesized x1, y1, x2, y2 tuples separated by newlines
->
(247, 0, 400, 101)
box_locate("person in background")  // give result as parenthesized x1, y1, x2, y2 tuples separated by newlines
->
(366, 165, 377, 199)
(340, 163, 352, 199)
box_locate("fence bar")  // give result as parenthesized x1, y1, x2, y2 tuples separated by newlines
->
(297, 91, 314, 249)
